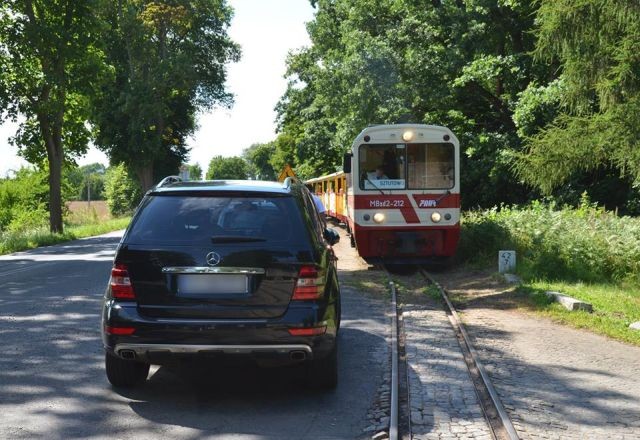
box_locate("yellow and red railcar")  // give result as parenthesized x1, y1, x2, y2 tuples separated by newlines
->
(308, 124, 460, 264)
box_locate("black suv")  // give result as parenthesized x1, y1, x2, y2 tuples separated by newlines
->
(101, 178, 341, 389)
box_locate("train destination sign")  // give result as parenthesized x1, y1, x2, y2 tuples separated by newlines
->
(364, 179, 405, 189)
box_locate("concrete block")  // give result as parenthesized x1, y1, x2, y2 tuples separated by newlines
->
(629, 321, 640, 330)
(499, 250, 516, 273)
(545, 291, 593, 312)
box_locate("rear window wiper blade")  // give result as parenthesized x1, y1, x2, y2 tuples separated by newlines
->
(210, 236, 267, 243)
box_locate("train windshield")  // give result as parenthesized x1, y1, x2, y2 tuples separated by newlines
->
(407, 143, 455, 189)
(359, 142, 454, 190)
(359, 144, 406, 190)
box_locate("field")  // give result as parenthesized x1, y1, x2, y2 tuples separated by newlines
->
(66, 200, 110, 223)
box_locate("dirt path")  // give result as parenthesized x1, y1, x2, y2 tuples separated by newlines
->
(433, 269, 640, 440)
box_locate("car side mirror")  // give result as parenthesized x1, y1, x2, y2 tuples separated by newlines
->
(342, 153, 352, 173)
(323, 228, 340, 246)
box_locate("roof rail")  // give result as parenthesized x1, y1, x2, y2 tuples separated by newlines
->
(156, 175, 182, 188)
(282, 176, 300, 188)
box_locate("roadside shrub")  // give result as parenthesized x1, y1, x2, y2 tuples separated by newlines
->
(459, 198, 640, 284)
(0, 167, 50, 233)
(104, 164, 142, 216)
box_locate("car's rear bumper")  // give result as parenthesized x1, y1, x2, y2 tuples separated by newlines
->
(113, 342, 313, 363)
(102, 300, 337, 365)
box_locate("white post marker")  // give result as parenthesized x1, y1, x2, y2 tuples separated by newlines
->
(498, 250, 516, 273)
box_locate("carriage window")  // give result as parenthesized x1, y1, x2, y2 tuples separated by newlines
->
(359, 144, 406, 190)
(407, 143, 454, 189)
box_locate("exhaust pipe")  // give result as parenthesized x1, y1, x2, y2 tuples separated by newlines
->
(119, 349, 137, 360)
(289, 350, 307, 361)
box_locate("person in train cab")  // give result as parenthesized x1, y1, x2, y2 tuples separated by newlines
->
(372, 166, 389, 180)
(364, 166, 389, 184)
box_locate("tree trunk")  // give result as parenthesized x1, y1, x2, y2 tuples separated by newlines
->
(37, 106, 65, 234)
(136, 163, 155, 193)
(47, 147, 64, 234)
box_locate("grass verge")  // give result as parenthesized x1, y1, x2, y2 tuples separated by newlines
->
(455, 202, 640, 346)
(436, 268, 640, 347)
(0, 217, 131, 255)
(517, 281, 640, 346)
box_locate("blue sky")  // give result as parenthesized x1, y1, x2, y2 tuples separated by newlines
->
(0, 0, 315, 176)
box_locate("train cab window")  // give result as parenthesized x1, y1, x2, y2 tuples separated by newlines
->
(359, 144, 406, 190)
(407, 143, 455, 189)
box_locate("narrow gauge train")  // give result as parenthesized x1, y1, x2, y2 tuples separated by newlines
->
(306, 124, 460, 264)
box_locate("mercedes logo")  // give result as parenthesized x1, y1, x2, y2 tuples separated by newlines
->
(206, 251, 221, 267)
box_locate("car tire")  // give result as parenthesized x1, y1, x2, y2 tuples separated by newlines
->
(307, 342, 338, 390)
(105, 352, 150, 387)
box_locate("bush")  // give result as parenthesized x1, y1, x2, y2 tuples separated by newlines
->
(458, 198, 640, 284)
(104, 164, 142, 216)
(0, 167, 50, 233)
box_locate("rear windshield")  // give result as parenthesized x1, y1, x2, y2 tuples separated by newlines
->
(126, 194, 307, 246)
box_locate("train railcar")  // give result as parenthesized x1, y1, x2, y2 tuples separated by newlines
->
(306, 172, 348, 223)
(309, 124, 460, 264)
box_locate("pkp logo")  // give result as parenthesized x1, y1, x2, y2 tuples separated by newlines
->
(418, 199, 437, 208)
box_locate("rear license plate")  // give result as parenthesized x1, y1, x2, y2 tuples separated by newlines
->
(177, 274, 248, 295)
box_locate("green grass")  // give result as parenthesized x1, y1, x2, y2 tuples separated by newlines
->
(0, 217, 130, 255)
(456, 201, 640, 346)
(423, 283, 442, 302)
(518, 281, 640, 346)
(458, 200, 640, 284)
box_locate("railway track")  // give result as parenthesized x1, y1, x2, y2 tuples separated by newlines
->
(382, 265, 519, 440)
(381, 266, 411, 440)
(417, 268, 519, 440)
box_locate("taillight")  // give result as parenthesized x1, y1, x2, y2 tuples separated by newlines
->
(292, 265, 325, 300)
(110, 264, 136, 300)
(104, 326, 136, 335)
(288, 326, 326, 336)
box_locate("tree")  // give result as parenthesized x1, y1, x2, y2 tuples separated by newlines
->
(104, 163, 142, 216)
(515, 0, 640, 197)
(276, 0, 544, 206)
(65, 163, 107, 201)
(206, 156, 249, 180)
(0, 1, 106, 232)
(243, 143, 277, 180)
(187, 163, 203, 180)
(92, 0, 240, 192)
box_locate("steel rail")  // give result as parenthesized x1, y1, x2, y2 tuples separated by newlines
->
(388, 278, 399, 440)
(420, 269, 519, 440)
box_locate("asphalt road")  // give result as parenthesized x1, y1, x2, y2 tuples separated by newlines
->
(0, 231, 389, 439)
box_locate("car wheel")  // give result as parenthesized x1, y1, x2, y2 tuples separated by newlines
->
(105, 352, 150, 387)
(307, 342, 338, 390)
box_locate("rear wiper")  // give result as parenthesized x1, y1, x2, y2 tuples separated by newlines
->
(210, 236, 267, 243)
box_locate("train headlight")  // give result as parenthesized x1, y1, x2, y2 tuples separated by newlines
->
(431, 212, 442, 223)
(373, 213, 385, 223)
(402, 130, 414, 142)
